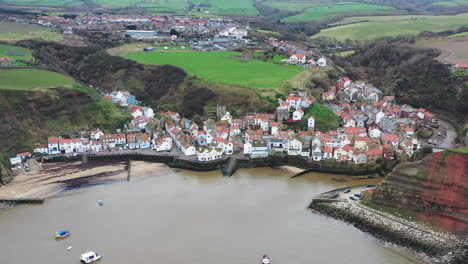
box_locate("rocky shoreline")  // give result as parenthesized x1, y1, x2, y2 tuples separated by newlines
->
(310, 198, 466, 263)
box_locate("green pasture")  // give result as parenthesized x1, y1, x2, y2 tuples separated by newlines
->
(2, 0, 83, 6)
(313, 13, 468, 41)
(124, 51, 304, 89)
(431, 1, 459, 7)
(263, 1, 322, 12)
(0, 69, 73, 90)
(299, 103, 339, 131)
(0, 44, 32, 60)
(283, 2, 395, 22)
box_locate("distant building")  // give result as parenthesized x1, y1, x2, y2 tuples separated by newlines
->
(0, 57, 14, 67)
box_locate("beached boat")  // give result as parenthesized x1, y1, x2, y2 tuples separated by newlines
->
(262, 255, 270, 264)
(55, 230, 69, 239)
(80, 251, 101, 263)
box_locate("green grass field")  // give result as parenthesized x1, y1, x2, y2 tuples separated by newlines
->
(0, 69, 73, 90)
(313, 13, 468, 40)
(299, 103, 339, 131)
(431, 1, 459, 7)
(283, 1, 395, 22)
(0, 44, 32, 60)
(93, 0, 258, 14)
(263, 0, 322, 12)
(125, 51, 303, 88)
(449, 31, 468, 37)
(2, 0, 83, 6)
(256, 29, 280, 35)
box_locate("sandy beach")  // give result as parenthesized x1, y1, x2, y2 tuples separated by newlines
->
(276, 165, 306, 174)
(0, 160, 167, 199)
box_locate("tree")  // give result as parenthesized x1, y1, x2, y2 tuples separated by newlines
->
(170, 29, 179, 36)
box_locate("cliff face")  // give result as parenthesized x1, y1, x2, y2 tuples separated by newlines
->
(0, 87, 130, 184)
(372, 151, 468, 234)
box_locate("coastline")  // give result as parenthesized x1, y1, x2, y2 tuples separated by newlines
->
(0, 160, 166, 199)
(309, 190, 466, 263)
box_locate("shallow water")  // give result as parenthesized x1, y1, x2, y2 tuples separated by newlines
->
(0, 166, 425, 264)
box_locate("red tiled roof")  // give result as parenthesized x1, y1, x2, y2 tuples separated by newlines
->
(365, 147, 383, 156)
(344, 127, 366, 134)
(48, 137, 59, 144)
(286, 96, 300, 101)
(381, 134, 399, 142)
(355, 136, 371, 142)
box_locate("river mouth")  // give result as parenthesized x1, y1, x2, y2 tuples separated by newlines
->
(0, 164, 424, 264)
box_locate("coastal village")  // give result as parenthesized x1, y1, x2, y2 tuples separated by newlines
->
(11, 77, 437, 170)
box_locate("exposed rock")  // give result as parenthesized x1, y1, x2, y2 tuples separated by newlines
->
(372, 150, 468, 235)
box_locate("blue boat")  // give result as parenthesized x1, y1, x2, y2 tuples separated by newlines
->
(55, 230, 70, 238)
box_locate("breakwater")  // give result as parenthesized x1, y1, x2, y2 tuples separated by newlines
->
(0, 198, 44, 204)
(309, 197, 463, 257)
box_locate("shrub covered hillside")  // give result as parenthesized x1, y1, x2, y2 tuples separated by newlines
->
(20, 41, 268, 117)
(0, 85, 131, 184)
(334, 44, 468, 121)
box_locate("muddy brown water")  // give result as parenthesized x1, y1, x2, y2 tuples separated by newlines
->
(0, 166, 426, 264)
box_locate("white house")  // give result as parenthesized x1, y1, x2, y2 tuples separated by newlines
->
(34, 144, 48, 154)
(196, 147, 223, 161)
(143, 107, 155, 118)
(221, 112, 232, 124)
(286, 96, 302, 110)
(214, 137, 234, 155)
(369, 128, 382, 138)
(375, 111, 386, 124)
(130, 108, 143, 118)
(90, 141, 103, 152)
(287, 138, 303, 155)
(243, 141, 252, 155)
(181, 144, 196, 156)
(292, 108, 304, 121)
(58, 138, 73, 154)
(90, 130, 104, 140)
(323, 146, 333, 159)
(153, 136, 172, 152)
(317, 57, 327, 67)
(289, 53, 306, 64)
(48, 137, 60, 154)
(307, 117, 315, 131)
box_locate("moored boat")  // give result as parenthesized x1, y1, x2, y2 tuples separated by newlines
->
(80, 251, 101, 263)
(55, 230, 70, 239)
(262, 255, 270, 264)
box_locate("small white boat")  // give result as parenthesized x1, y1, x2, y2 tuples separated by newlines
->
(80, 251, 101, 263)
(262, 255, 270, 264)
(97, 200, 104, 206)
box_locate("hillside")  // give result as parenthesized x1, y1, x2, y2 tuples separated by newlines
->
(333, 43, 468, 122)
(372, 149, 468, 235)
(19, 41, 270, 117)
(0, 69, 131, 184)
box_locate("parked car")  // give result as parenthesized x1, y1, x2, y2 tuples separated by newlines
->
(344, 189, 351, 193)
(437, 132, 442, 136)
(433, 139, 438, 145)
(354, 192, 363, 198)
(349, 196, 358, 201)
(330, 193, 339, 199)
(366, 184, 376, 188)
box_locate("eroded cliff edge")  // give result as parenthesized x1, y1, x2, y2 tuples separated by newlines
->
(372, 150, 468, 235)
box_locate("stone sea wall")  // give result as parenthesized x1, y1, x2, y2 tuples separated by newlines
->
(310, 199, 463, 257)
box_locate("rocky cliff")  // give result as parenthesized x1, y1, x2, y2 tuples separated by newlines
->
(0, 86, 130, 184)
(372, 150, 468, 235)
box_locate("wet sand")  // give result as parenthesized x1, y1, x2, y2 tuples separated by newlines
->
(0, 160, 166, 199)
(276, 165, 305, 174)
